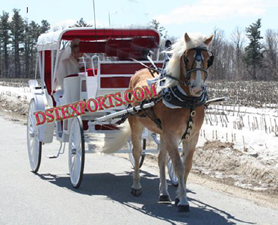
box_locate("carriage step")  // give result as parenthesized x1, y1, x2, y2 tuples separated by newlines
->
(47, 155, 59, 159)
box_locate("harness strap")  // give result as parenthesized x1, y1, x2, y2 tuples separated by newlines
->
(148, 67, 160, 78)
(144, 107, 162, 129)
(139, 97, 163, 130)
(182, 107, 196, 140)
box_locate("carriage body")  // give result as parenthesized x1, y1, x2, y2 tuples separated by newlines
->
(27, 28, 163, 187)
(32, 28, 162, 141)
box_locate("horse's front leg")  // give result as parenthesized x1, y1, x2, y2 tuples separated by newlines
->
(182, 132, 199, 186)
(164, 133, 189, 212)
(158, 136, 171, 203)
(129, 116, 144, 196)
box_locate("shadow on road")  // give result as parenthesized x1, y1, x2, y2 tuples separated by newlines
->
(38, 170, 254, 225)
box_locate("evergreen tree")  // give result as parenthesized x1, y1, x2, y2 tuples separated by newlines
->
(10, 9, 25, 78)
(24, 19, 31, 78)
(0, 11, 10, 78)
(40, 20, 50, 33)
(71, 18, 92, 27)
(244, 19, 264, 80)
(28, 21, 40, 78)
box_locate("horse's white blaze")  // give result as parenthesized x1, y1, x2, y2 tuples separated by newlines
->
(191, 60, 203, 96)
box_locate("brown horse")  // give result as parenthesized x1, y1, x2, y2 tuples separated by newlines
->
(104, 33, 213, 212)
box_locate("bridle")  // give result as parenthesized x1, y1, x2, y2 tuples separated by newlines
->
(182, 47, 214, 85)
(165, 47, 214, 87)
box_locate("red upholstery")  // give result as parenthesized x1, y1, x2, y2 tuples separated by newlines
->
(100, 77, 130, 88)
(100, 63, 163, 75)
(83, 121, 89, 130)
(131, 37, 157, 49)
(79, 41, 106, 53)
(87, 68, 97, 76)
(78, 38, 157, 60)
(44, 51, 52, 95)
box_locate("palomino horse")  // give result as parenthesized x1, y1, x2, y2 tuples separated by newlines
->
(104, 33, 213, 212)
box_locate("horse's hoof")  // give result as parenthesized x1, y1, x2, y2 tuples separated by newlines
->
(174, 198, 180, 206)
(158, 195, 171, 204)
(178, 204, 190, 212)
(131, 188, 142, 197)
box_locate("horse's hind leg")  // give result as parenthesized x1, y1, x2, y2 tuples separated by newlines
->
(129, 116, 144, 196)
(158, 136, 171, 203)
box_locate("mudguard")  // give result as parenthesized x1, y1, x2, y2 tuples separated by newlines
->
(30, 83, 54, 144)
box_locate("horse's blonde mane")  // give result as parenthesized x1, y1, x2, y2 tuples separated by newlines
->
(160, 33, 209, 91)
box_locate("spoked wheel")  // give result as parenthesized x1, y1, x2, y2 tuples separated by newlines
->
(128, 139, 146, 168)
(68, 117, 85, 188)
(168, 152, 184, 187)
(167, 156, 178, 186)
(27, 99, 42, 173)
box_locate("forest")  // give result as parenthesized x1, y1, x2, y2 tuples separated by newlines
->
(0, 9, 277, 81)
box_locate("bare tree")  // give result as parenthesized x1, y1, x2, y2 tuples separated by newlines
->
(209, 28, 227, 80)
(263, 29, 278, 80)
(230, 26, 246, 80)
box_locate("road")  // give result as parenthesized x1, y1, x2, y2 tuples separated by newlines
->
(0, 116, 277, 225)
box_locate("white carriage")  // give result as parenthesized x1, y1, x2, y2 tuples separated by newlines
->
(27, 28, 179, 188)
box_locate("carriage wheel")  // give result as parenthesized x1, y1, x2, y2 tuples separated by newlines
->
(128, 139, 146, 168)
(68, 117, 85, 188)
(27, 99, 42, 173)
(167, 156, 179, 187)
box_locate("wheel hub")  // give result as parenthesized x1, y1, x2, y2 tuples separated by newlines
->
(71, 148, 77, 154)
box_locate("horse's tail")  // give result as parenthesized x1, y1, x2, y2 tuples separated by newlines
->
(102, 120, 131, 153)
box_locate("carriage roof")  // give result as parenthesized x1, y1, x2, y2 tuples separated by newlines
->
(37, 28, 160, 51)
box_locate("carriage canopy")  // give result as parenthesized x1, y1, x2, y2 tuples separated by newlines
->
(37, 28, 160, 52)
(36, 28, 161, 95)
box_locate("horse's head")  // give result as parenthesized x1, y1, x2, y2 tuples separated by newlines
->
(181, 33, 214, 97)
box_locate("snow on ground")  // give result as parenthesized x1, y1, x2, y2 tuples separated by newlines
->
(0, 82, 33, 101)
(1, 83, 277, 163)
(198, 104, 278, 167)
(0, 83, 278, 192)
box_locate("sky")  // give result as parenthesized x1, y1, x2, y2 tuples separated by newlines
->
(1, 0, 278, 40)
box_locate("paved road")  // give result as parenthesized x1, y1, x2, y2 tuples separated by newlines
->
(0, 116, 277, 225)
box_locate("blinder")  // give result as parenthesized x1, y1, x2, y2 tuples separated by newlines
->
(207, 51, 214, 68)
(183, 47, 214, 69)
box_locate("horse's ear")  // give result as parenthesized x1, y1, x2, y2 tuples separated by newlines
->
(184, 33, 191, 43)
(204, 35, 213, 45)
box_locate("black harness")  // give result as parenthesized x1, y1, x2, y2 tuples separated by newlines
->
(163, 86, 208, 108)
(120, 46, 214, 140)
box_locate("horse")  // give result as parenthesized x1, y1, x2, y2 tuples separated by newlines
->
(103, 33, 214, 212)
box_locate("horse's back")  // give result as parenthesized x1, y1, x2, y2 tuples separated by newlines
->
(129, 68, 158, 89)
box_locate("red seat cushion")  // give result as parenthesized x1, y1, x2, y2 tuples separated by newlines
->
(87, 68, 97, 76)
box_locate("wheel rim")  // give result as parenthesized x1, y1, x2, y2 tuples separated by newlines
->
(68, 117, 84, 188)
(167, 156, 179, 186)
(27, 100, 42, 172)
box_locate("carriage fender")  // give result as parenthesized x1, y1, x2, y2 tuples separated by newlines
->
(32, 93, 54, 143)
